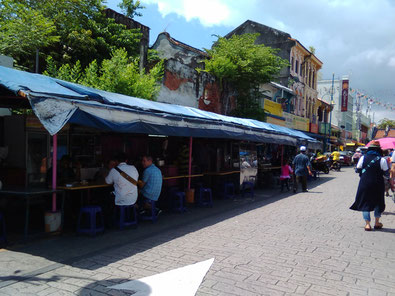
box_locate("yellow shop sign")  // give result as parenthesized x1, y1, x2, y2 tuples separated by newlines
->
(264, 99, 283, 117)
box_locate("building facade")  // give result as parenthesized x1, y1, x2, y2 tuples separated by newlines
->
(151, 32, 234, 114)
(317, 76, 357, 146)
(224, 20, 327, 146)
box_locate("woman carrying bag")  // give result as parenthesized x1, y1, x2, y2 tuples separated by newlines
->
(350, 141, 391, 231)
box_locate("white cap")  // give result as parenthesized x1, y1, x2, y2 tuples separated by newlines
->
(300, 146, 306, 151)
(356, 148, 361, 152)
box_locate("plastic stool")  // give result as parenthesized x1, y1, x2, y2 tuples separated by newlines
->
(242, 181, 254, 198)
(197, 187, 213, 207)
(172, 191, 187, 213)
(139, 199, 159, 222)
(115, 205, 138, 230)
(77, 206, 104, 235)
(223, 182, 235, 199)
(0, 212, 6, 244)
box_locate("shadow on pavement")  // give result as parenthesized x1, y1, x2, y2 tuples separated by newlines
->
(0, 175, 335, 286)
(78, 278, 149, 296)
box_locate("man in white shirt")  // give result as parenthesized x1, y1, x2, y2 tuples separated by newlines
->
(105, 152, 139, 206)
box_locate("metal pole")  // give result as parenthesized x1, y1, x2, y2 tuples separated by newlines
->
(52, 134, 57, 212)
(188, 136, 193, 190)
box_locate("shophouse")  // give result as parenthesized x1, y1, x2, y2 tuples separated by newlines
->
(317, 76, 355, 148)
(224, 20, 327, 148)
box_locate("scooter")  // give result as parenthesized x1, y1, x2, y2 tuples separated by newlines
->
(329, 158, 341, 171)
(311, 157, 330, 174)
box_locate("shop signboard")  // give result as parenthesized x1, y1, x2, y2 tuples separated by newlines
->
(283, 112, 310, 131)
(341, 79, 349, 112)
(293, 115, 310, 131)
(266, 115, 286, 127)
(264, 99, 283, 117)
(283, 112, 294, 129)
(310, 123, 319, 134)
(319, 122, 330, 135)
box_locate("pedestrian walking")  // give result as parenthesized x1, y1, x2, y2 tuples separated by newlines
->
(350, 141, 390, 231)
(280, 159, 293, 192)
(292, 146, 313, 193)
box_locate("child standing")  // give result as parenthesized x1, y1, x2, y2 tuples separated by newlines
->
(280, 159, 293, 192)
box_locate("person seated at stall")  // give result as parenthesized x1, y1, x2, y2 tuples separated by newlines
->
(105, 152, 139, 217)
(46, 155, 76, 186)
(138, 155, 163, 215)
(94, 159, 117, 183)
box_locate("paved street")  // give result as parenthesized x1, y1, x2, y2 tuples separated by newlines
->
(0, 167, 395, 295)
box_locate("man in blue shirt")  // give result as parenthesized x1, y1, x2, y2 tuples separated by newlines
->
(292, 146, 313, 193)
(138, 155, 163, 211)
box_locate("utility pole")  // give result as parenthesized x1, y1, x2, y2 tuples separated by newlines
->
(356, 93, 362, 142)
(328, 73, 334, 152)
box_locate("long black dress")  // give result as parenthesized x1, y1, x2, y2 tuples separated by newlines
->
(350, 153, 385, 213)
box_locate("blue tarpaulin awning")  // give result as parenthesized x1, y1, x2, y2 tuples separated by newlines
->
(0, 66, 321, 148)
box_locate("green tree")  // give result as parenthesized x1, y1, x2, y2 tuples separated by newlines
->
(201, 33, 289, 120)
(44, 48, 164, 101)
(377, 118, 395, 129)
(0, 0, 142, 71)
(0, 0, 60, 70)
(118, 0, 145, 18)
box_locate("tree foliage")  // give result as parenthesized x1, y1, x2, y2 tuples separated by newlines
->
(377, 118, 395, 129)
(0, 1, 59, 70)
(201, 33, 289, 121)
(118, 0, 145, 18)
(44, 48, 164, 101)
(0, 0, 141, 71)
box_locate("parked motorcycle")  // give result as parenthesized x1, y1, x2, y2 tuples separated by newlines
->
(311, 155, 330, 174)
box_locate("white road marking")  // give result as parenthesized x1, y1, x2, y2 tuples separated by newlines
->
(108, 258, 215, 296)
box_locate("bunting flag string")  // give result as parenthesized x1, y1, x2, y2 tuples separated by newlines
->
(349, 88, 395, 112)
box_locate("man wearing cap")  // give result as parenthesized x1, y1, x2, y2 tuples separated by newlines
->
(292, 146, 313, 193)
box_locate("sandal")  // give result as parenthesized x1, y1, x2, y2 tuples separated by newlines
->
(374, 223, 383, 229)
(364, 225, 372, 231)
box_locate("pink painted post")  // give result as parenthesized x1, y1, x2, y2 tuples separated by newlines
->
(52, 134, 57, 212)
(188, 136, 193, 189)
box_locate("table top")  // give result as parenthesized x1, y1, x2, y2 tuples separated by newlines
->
(57, 183, 112, 190)
(0, 187, 63, 196)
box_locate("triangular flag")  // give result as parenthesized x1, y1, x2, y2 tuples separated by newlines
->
(108, 258, 215, 296)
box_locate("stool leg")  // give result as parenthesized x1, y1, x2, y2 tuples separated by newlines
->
(90, 210, 96, 235)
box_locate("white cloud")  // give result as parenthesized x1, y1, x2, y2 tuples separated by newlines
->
(389, 57, 395, 68)
(143, 0, 245, 26)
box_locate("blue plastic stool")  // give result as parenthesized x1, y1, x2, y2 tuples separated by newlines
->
(139, 199, 159, 222)
(223, 182, 235, 199)
(115, 205, 138, 230)
(197, 187, 213, 207)
(242, 181, 254, 198)
(77, 206, 104, 235)
(0, 212, 6, 244)
(172, 191, 187, 213)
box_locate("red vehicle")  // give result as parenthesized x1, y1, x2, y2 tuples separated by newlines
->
(339, 151, 352, 166)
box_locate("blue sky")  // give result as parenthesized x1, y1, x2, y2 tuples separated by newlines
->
(106, 0, 395, 122)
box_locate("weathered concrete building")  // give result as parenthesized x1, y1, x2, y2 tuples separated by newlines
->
(152, 32, 234, 114)
(224, 20, 325, 137)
